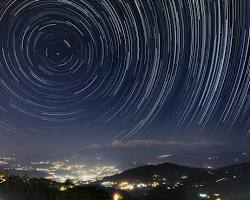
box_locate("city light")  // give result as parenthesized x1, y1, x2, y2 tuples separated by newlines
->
(113, 193, 123, 200)
(118, 182, 135, 190)
(136, 183, 147, 188)
(151, 182, 159, 187)
(199, 193, 209, 198)
(0, 179, 6, 184)
(0, 171, 9, 184)
(59, 186, 67, 192)
(0, 155, 120, 183)
(181, 175, 188, 179)
(101, 181, 115, 188)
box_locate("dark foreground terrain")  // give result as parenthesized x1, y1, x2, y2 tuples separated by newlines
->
(1, 162, 250, 200)
(0, 177, 112, 200)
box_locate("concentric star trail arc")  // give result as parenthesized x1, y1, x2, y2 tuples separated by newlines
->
(0, 0, 249, 140)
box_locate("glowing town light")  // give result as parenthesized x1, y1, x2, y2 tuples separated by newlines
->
(136, 183, 147, 188)
(59, 186, 67, 191)
(113, 193, 122, 200)
(151, 182, 159, 187)
(101, 181, 115, 188)
(0, 179, 6, 184)
(118, 182, 134, 190)
(199, 193, 208, 198)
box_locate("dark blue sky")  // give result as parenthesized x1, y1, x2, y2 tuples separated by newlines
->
(0, 0, 249, 158)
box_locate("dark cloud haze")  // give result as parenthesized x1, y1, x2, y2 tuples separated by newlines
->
(0, 0, 249, 156)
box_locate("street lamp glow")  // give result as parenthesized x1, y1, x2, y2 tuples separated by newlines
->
(113, 193, 122, 200)
(199, 193, 208, 198)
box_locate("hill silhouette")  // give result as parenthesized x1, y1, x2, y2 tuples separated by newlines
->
(1, 162, 250, 200)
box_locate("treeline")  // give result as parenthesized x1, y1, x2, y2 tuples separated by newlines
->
(0, 176, 111, 200)
(0, 176, 189, 200)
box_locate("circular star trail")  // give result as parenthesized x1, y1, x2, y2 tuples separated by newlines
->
(0, 0, 249, 139)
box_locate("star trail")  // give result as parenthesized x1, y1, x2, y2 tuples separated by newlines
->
(0, 0, 249, 145)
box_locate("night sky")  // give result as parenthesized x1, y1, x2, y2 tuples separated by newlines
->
(0, 0, 249, 158)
